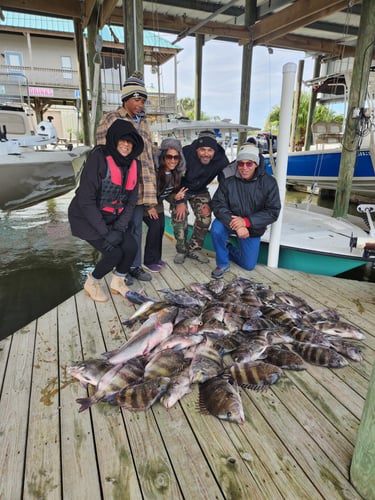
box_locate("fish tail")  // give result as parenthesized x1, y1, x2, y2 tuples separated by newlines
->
(76, 397, 94, 412)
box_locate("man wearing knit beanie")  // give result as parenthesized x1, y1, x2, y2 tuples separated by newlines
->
(210, 143, 281, 278)
(172, 129, 229, 264)
(96, 72, 157, 283)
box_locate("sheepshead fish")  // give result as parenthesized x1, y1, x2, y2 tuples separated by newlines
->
(189, 339, 224, 383)
(326, 338, 364, 362)
(67, 358, 112, 388)
(312, 321, 366, 340)
(160, 367, 192, 409)
(263, 345, 306, 370)
(198, 376, 245, 424)
(214, 301, 261, 319)
(158, 288, 203, 307)
(201, 305, 226, 323)
(108, 318, 175, 365)
(172, 316, 203, 335)
(232, 336, 270, 363)
(75, 357, 146, 412)
(301, 308, 341, 325)
(107, 377, 170, 410)
(122, 300, 169, 327)
(273, 291, 312, 312)
(224, 361, 282, 391)
(289, 326, 331, 347)
(144, 349, 188, 380)
(205, 278, 226, 297)
(261, 304, 302, 326)
(242, 317, 278, 332)
(292, 341, 349, 368)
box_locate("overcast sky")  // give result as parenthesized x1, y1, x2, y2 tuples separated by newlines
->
(144, 34, 315, 130)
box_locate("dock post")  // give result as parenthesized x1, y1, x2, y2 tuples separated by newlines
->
(350, 361, 375, 499)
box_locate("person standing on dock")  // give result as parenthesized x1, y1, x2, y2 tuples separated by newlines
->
(173, 130, 229, 264)
(68, 119, 144, 302)
(142, 138, 187, 272)
(210, 143, 281, 278)
(96, 72, 157, 283)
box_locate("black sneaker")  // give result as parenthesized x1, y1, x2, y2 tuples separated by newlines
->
(129, 266, 152, 281)
(125, 273, 134, 286)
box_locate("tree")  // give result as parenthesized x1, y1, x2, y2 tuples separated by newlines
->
(264, 91, 344, 146)
(177, 98, 218, 121)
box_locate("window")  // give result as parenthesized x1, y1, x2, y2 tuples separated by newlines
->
(61, 56, 72, 79)
(5, 51, 24, 74)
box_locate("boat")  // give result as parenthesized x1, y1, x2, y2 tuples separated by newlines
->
(264, 72, 375, 196)
(264, 146, 375, 196)
(0, 73, 90, 211)
(164, 184, 375, 277)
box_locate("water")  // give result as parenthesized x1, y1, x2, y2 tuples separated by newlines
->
(0, 189, 374, 341)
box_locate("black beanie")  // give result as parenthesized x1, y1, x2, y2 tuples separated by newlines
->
(196, 130, 218, 150)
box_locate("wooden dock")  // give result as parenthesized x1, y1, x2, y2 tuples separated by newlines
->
(1, 237, 374, 499)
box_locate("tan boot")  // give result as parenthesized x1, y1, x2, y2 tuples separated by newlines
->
(110, 274, 130, 297)
(84, 274, 108, 302)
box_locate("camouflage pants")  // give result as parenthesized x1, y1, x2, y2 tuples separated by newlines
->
(171, 192, 212, 254)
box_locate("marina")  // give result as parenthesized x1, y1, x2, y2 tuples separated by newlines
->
(1, 234, 374, 499)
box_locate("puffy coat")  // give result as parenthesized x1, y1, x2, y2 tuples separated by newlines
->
(211, 161, 281, 237)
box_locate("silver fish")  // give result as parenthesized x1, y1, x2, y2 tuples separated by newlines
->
(151, 333, 204, 354)
(122, 300, 169, 327)
(160, 367, 192, 409)
(198, 376, 245, 424)
(67, 358, 112, 388)
(107, 377, 170, 410)
(158, 288, 203, 307)
(108, 319, 175, 365)
(188, 282, 214, 300)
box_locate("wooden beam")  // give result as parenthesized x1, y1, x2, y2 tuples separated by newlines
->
(251, 0, 361, 44)
(0, 0, 82, 19)
(267, 34, 357, 58)
(100, 0, 119, 28)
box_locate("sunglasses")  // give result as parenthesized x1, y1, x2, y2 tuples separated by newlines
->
(165, 154, 180, 161)
(237, 160, 256, 167)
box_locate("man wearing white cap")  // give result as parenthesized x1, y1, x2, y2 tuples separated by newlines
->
(210, 143, 281, 278)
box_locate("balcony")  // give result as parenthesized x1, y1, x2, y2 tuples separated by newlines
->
(0, 64, 177, 116)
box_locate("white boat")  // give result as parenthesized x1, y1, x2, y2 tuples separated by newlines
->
(164, 184, 375, 277)
(0, 74, 90, 211)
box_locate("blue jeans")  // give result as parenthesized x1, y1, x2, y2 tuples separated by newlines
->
(210, 218, 261, 271)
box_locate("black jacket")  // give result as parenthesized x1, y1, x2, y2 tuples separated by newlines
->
(68, 147, 141, 241)
(211, 160, 281, 237)
(181, 139, 229, 196)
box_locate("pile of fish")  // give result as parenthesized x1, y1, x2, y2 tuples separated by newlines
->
(67, 277, 366, 425)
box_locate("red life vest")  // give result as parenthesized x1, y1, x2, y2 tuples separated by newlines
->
(99, 155, 138, 214)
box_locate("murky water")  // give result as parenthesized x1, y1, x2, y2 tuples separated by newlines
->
(0, 191, 97, 340)
(0, 189, 374, 341)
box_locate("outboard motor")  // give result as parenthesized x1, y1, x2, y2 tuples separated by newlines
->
(36, 115, 58, 142)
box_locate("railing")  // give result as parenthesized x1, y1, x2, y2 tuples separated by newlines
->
(0, 64, 177, 114)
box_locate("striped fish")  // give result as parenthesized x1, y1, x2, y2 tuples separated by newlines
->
(224, 361, 282, 391)
(198, 376, 245, 424)
(107, 377, 170, 410)
(292, 342, 349, 368)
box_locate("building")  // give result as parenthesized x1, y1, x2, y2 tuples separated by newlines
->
(0, 10, 181, 142)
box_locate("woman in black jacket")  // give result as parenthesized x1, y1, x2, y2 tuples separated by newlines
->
(68, 119, 144, 302)
(210, 144, 281, 279)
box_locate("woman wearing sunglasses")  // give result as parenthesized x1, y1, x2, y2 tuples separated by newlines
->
(142, 138, 187, 272)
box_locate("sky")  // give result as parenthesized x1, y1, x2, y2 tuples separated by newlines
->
(144, 34, 316, 130)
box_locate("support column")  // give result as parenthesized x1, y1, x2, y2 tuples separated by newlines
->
(194, 34, 204, 120)
(238, 0, 257, 148)
(290, 59, 304, 151)
(73, 18, 90, 146)
(333, 0, 375, 217)
(304, 55, 322, 151)
(123, 0, 144, 78)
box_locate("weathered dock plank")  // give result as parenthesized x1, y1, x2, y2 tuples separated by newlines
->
(1, 234, 374, 499)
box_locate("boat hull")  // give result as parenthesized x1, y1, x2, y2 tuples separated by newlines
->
(265, 148, 375, 195)
(0, 146, 90, 211)
(164, 204, 372, 277)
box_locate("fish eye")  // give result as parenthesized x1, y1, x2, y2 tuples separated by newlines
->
(227, 411, 232, 418)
